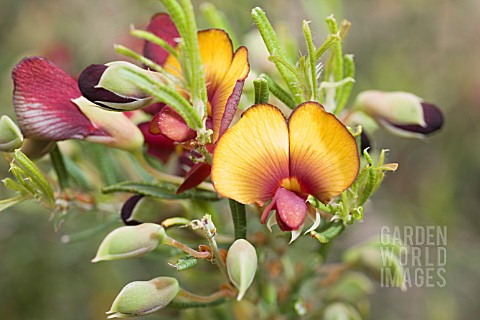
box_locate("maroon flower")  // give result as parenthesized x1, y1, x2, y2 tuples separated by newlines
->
(12, 57, 143, 152)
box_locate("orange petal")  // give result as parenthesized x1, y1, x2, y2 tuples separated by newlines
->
(210, 46, 249, 142)
(288, 102, 359, 203)
(211, 104, 289, 205)
(198, 29, 235, 93)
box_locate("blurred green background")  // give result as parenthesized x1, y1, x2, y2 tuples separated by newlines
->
(0, 0, 478, 319)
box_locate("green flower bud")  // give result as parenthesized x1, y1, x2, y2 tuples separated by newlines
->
(92, 223, 166, 262)
(107, 277, 179, 318)
(354, 90, 443, 138)
(73, 97, 144, 152)
(323, 302, 363, 320)
(0, 116, 23, 152)
(78, 61, 156, 111)
(226, 239, 258, 301)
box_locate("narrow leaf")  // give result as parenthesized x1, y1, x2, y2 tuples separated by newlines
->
(102, 181, 220, 201)
(229, 199, 247, 240)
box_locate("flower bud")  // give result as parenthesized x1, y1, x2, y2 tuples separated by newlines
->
(78, 61, 155, 111)
(73, 97, 144, 152)
(92, 223, 165, 262)
(323, 302, 363, 320)
(355, 90, 443, 138)
(107, 277, 179, 318)
(121, 195, 187, 225)
(226, 239, 258, 301)
(0, 116, 23, 152)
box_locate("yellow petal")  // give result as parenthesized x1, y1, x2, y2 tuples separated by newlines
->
(211, 104, 289, 205)
(198, 29, 235, 93)
(288, 102, 359, 203)
(210, 46, 249, 142)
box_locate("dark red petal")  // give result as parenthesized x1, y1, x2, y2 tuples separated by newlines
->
(78, 64, 137, 110)
(138, 122, 176, 164)
(392, 103, 444, 135)
(149, 106, 196, 142)
(121, 195, 144, 226)
(143, 102, 166, 115)
(217, 80, 245, 139)
(143, 13, 180, 66)
(274, 188, 307, 231)
(176, 163, 212, 194)
(261, 190, 279, 224)
(12, 57, 105, 141)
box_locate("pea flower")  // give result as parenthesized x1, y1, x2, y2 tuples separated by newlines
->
(144, 13, 250, 191)
(77, 14, 250, 192)
(211, 102, 359, 231)
(353, 90, 443, 138)
(12, 57, 144, 152)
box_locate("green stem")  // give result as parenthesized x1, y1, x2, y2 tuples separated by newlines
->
(179, 0, 208, 120)
(50, 144, 69, 189)
(229, 199, 247, 240)
(203, 215, 228, 278)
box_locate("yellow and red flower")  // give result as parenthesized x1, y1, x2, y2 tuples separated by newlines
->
(143, 14, 249, 191)
(211, 102, 360, 231)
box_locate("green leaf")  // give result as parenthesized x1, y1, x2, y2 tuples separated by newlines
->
(13, 150, 54, 204)
(170, 255, 198, 271)
(229, 199, 247, 240)
(260, 74, 296, 109)
(311, 221, 345, 244)
(102, 181, 220, 201)
(251, 7, 304, 104)
(118, 66, 202, 130)
(49, 144, 69, 189)
(253, 78, 269, 104)
(3, 177, 32, 195)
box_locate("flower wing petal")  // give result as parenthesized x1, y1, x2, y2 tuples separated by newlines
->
(211, 46, 249, 142)
(143, 13, 180, 66)
(12, 57, 105, 141)
(212, 104, 289, 205)
(288, 102, 359, 203)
